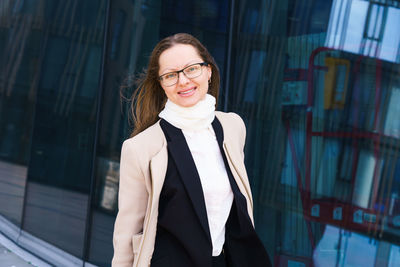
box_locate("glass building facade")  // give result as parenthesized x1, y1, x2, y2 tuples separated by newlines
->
(1, 0, 400, 266)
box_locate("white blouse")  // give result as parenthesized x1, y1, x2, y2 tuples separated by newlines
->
(183, 126, 234, 256)
(159, 94, 234, 256)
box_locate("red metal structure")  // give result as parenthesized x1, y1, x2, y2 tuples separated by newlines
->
(283, 46, 387, 256)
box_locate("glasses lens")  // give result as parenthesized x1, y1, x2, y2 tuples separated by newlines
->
(159, 63, 204, 86)
(160, 73, 178, 86)
(183, 64, 202, 78)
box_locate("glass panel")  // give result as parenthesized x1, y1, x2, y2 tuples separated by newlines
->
(87, 0, 229, 265)
(0, 0, 108, 259)
(0, 0, 38, 227)
(228, 0, 400, 266)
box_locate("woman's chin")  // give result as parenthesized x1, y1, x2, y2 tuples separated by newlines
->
(175, 94, 202, 107)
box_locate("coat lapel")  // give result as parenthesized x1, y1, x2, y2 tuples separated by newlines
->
(150, 144, 168, 209)
(159, 119, 211, 243)
(212, 117, 245, 188)
(223, 143, 254, 211)
(140, 143, 168, 263)
(212, 117, 254, 217)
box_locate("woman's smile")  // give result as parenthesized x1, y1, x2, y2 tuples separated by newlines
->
(178, 87, 196, 96)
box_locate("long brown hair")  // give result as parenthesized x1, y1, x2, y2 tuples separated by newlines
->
(127, 33, 220, 137)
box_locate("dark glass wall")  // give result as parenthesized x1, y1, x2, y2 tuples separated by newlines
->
(0, 0, 108, 260)
(1, 0, 400, 266)
(23, 0, 107, 258)
(0, 0, 35, 227)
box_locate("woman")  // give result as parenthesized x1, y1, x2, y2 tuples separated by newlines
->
(112, 33, 271, 267)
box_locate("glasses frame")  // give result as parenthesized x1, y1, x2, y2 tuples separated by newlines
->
(158, 62, 209, 87)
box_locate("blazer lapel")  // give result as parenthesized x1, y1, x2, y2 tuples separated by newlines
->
(212, 117, 254, 211)
(150, 143, 168, 210)
(159, 119, 211, 243)
(223, 142, 254, 209)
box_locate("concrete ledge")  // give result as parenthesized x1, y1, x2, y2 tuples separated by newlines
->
(0, 232, 51, 267)
(0, 215, 97, 267)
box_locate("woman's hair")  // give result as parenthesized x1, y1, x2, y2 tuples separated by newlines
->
(127, 33, 220, 137)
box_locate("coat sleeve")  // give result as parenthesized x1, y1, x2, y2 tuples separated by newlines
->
(112, 139, 148, 266)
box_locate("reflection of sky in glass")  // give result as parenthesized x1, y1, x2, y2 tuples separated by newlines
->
(313, 225, 380, 267)
(314, 225, 400, 266)
(326, 0, 400, 63)
(384, 87, 400, 138)
(326, 0, 368, 53)
(380, 8, 400, 62)
(389, 245, 400, 267)
(368, 5, 382, 40)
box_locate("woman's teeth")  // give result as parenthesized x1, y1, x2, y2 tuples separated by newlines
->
(179, 88, 195, 95)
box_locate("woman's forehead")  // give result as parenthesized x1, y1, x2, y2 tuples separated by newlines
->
(158, 44, 202, 73)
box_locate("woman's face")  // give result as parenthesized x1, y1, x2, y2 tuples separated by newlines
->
(158, 44, 211, 107)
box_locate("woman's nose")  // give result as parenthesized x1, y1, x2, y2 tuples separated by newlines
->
(177, 72, 190, 85)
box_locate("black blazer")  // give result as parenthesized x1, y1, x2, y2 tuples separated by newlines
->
(150, 118, 271, 267)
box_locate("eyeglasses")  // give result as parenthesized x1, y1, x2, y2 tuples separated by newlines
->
(158, 62, 209, 87)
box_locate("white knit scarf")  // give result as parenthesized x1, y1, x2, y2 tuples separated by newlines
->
(159, 94, 216, 131)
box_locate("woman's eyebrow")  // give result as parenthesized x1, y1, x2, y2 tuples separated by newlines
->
(160, 59, 202, 74)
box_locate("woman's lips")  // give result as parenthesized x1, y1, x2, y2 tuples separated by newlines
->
(178, 87, 196, 97)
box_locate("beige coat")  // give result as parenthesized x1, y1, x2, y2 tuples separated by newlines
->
(112, 111, 255, 267)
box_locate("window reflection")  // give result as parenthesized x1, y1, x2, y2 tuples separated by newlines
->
(229, 0, 400, 266)
(97, 158, 119, 212)
(0, 0, 39, 227)
(326, 0, 400, 63)
(0, 0, 107, 259)
(313, 224, 400, 266)
(0, 162, 27, 225)
(384, 87, 400, 138)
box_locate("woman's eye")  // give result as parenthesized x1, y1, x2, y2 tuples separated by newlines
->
(165, 73, 176, 79)
(187, 66, 198, 73)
